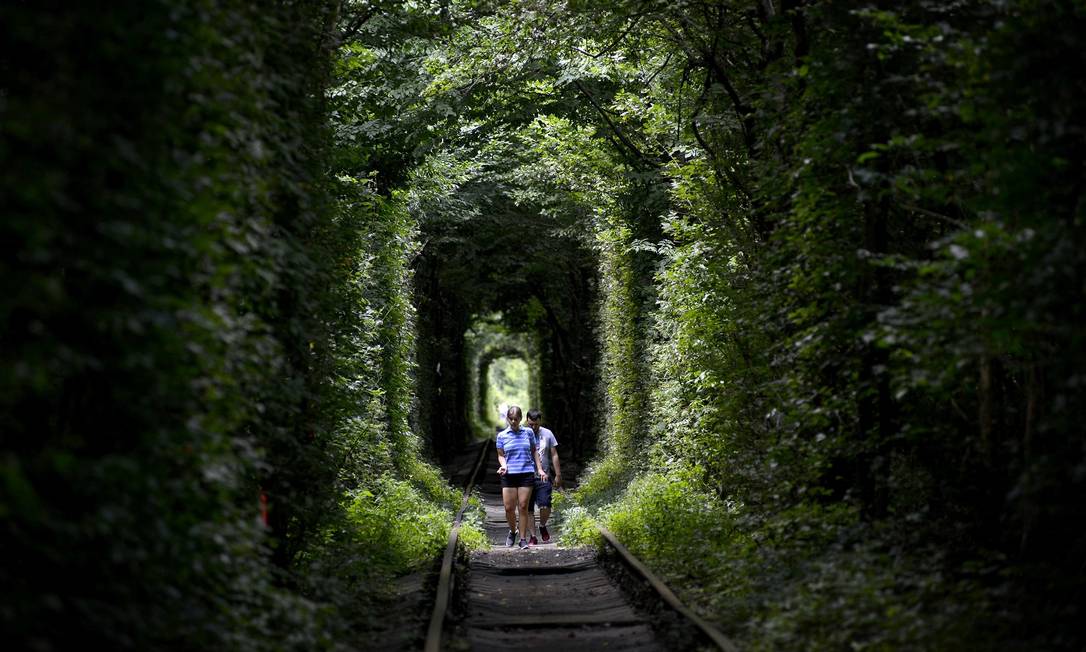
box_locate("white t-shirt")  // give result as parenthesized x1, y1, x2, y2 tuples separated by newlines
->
(534, 427, 558, 475)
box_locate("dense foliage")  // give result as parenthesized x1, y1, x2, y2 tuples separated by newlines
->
(1, 3, 475, 650)
(542, 1, 1084, 649)
(393, 0, 1084, 649)
(5, 0, 1084, 650)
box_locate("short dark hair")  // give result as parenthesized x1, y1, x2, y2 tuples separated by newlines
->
(526, 408, 542, 421)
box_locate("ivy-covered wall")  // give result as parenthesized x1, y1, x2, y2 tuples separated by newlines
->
(2, 3, 468, 650)
(560, 2, 1086, 649)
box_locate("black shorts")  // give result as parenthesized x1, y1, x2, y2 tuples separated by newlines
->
(501, 471, 535, 488)
(530, 478, 553, 510)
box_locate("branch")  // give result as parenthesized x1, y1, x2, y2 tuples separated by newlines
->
(663, 17, 756, 156)
(675, 63, 692, 144)
(692, 116, 753, 202)
(339, 6, 375, 42)
(573, 12, 648, 59)
(745, 11, 768, 57)
(644, 51, 674, 86)
(572, 79, 648, 163)
(691, 72, 753, 201)
(900, 203, 968, 229)
(781, 0, 810, 60)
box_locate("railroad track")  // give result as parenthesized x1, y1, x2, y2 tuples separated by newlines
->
(427, 439, 739, 652)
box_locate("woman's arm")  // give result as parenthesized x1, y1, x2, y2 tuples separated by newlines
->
(496, 448, 508, 475)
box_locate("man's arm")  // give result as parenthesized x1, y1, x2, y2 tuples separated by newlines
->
(550, 444, 562, 488)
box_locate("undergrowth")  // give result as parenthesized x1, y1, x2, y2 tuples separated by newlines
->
(568, 468, 998, 651)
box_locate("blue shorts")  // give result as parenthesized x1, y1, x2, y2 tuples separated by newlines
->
(530, 478, 553, 510)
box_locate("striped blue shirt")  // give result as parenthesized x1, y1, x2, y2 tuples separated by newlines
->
(496, 426, 538, 474)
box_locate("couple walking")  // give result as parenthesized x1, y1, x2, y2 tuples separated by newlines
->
(495, 405, 562, 549)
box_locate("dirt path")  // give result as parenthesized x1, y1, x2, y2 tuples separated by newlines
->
(447, 440, 667, 652)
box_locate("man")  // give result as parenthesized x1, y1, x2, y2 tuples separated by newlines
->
(525, 408, 562, 544)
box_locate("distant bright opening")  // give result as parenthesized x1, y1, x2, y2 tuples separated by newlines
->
(487, 356, 530, 427)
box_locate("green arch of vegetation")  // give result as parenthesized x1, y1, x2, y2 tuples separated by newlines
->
(5, 2, 1085, 651)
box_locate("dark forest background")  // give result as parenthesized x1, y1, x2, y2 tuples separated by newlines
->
(2, 1, 1083, 650)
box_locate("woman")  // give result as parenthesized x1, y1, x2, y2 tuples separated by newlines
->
(495, 405, 547, 548)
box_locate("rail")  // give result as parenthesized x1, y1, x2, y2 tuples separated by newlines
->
(424, 438, 490, 652)
(598, 525, 740, 652)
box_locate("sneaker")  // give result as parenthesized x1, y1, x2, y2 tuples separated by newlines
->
(518, 538, 529, 549)
(529, 535, 538, 546)
(505, 530, 516, 547)
(540, 525, 550, 543)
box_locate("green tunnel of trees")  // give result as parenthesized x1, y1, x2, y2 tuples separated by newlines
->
(3, 1, 1084, 650)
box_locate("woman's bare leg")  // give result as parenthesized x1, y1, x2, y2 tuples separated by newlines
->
(502, 487, 518, 533)
(517, 486, 533, 541)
